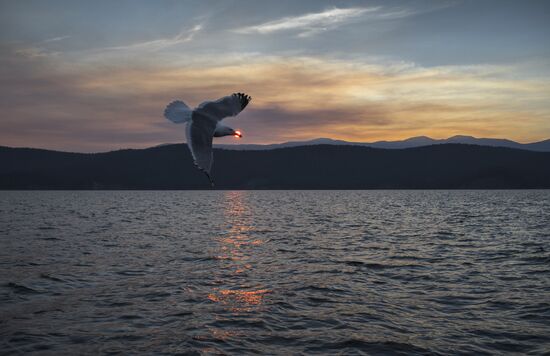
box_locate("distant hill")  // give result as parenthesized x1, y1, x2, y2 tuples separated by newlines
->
(214, 135, 550, 152)
(1, 144, 549, 189)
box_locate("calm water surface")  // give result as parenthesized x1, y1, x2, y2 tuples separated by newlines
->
(1, 191, 549, 355)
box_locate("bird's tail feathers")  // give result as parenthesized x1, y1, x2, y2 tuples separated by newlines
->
(164, 100, 192, 123)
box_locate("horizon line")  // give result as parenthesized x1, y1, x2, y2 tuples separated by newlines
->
(2, 134, 550, 154)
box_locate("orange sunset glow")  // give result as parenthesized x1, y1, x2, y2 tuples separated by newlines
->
(1, 1, 549, 151)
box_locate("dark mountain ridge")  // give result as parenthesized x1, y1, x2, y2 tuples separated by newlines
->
(213, 135, 550, 152)
(1, 143, 549, 189)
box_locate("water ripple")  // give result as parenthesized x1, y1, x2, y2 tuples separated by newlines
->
(1, 190, 549, 354)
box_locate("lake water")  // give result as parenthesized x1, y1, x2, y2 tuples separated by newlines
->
(1, 190, 549, 355)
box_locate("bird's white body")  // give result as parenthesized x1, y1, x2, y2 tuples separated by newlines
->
(164, 93, 251, 185)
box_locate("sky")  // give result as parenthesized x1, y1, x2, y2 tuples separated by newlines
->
(1, 0, 549, 152)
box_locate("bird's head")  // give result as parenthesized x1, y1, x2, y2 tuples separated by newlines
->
(233, 130, 243, 138)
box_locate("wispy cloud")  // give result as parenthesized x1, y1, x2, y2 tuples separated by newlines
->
(11, 36, 71, 59)
(235, 7, 375, 37)
(2, 48, 549, 151)
(234, 7, 415, 37)
(104, 24, 202, 52)
(13, 46, 59, 59)
(43, 35, 71, 43)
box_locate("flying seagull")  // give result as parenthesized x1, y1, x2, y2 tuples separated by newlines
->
(164, 93, 251, 186)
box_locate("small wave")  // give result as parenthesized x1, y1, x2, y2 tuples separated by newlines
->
(306, 296, 337, 304)
(167, 311, 193, 317)
(295, 285, 347, 293)
(210, 318, 266, 329)
(519, 302, 550, 314)
(37, 226, 57, 230)
(306, 338, 434, 355)
(256, 334, 301, 346)
(118, 314, 143, 320)
(107, 334, 145, 341)
(6, 282, 41, 295)
(470, 328, 550, 343)
(33, 308, 63, 315)
(485, 299, 521, 309)
(342, 260, 423, 269)
(342, 261, 388, 269)
(431, 294, 488, 306)
(179, 255, 239, 262)
(116, 270, 146, 276)
(39, 273, 64, 282)
(132, 292, 171, 300)
(520, 255, 550, 264)
(97, 301, 133, 307)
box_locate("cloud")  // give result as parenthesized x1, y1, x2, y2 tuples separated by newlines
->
(234, 6, 420, 37)
(102, 24, 202, 52)
(235, 7, 377, 37)
(10, 36, 71, 60)
(43, 35, 71, 43)
(13, 46, 58, 59)
(1, 45, 549, 152)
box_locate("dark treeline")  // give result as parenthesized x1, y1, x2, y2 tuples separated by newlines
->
(1, 144, 549, 189)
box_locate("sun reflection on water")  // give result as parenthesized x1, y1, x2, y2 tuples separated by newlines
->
(207, 191, 270, 314)
(207, 289, 270, 307)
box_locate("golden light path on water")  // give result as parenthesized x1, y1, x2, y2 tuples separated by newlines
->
(204, 191, 270, 342)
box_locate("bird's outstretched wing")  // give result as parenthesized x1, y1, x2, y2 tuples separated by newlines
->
(195, 93, 251, 121)
(164, 100, 193, 123)
(186, 114, 217, 185)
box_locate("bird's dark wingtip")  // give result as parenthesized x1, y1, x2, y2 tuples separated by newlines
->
(193, 162, 215, 188)
(207, 174, 215, 188)
(203, 170, 215, 188)
(234, 92, 251, 110)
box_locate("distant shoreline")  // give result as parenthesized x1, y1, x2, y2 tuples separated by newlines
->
(2, 144, 550, 190)
(4, 134, 550, 154)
